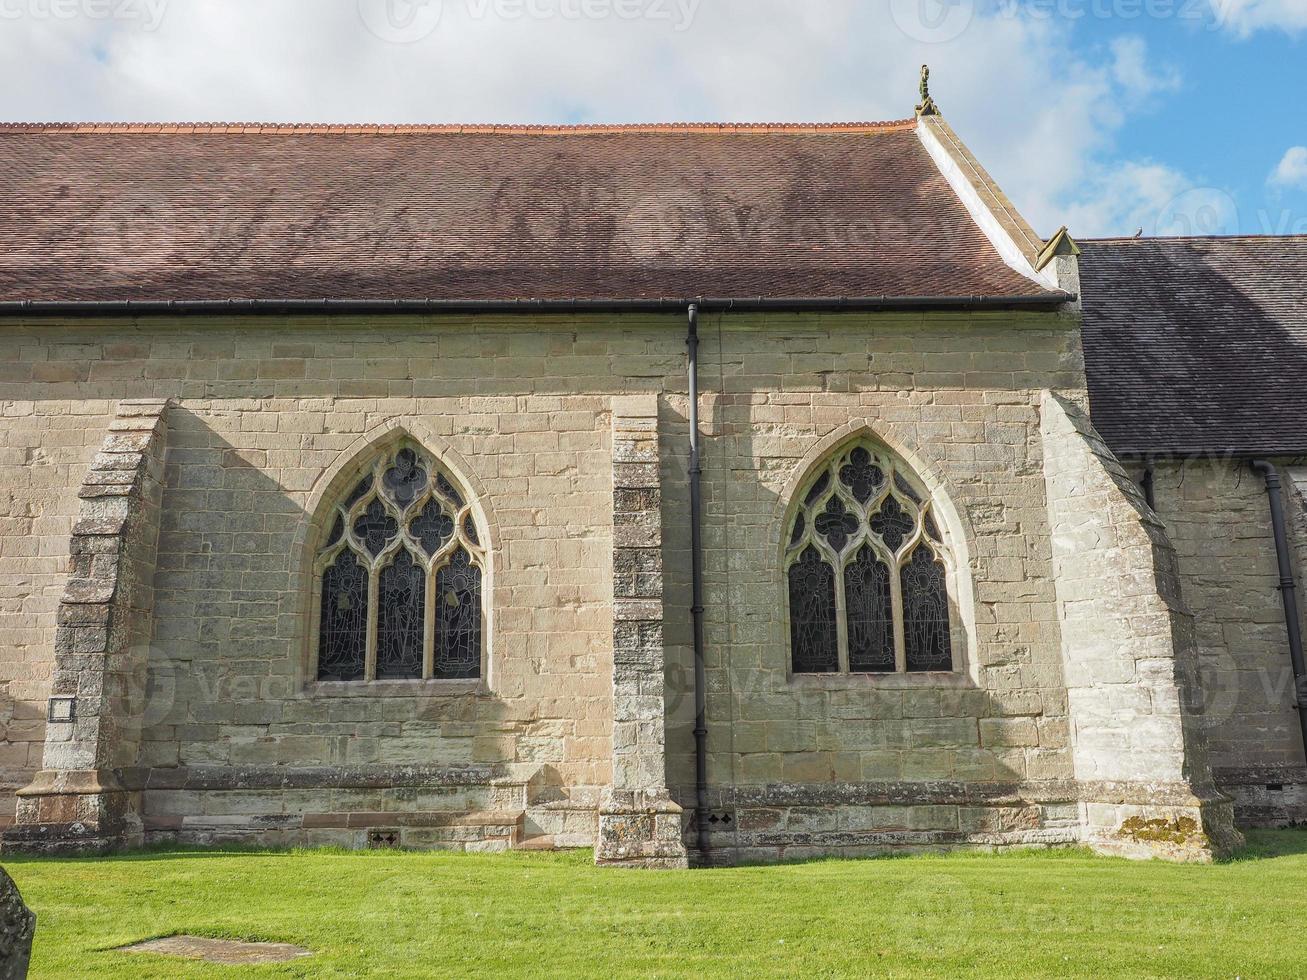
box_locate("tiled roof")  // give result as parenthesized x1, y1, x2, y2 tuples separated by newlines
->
(1080, 236, 1307, 456)
(0, 121, 1059, 305)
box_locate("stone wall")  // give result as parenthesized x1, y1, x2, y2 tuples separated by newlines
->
(1143, 458, 1307, 825)
(0, 400, 111, 826)
(0, 309, 1241, 860)
(4, 399, 169, 853)
(596, 396, 686, 868)
(1040, 395, 1237, 860)
(660, 311, 1095, 860)
(0, 316, 676, 848)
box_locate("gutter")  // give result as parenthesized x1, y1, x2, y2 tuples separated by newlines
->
(1116, 451, 1307, 462)
(0, 294, 1072, 317)
(1251, 461, 1307, 764)
(686, 303, 710, 862)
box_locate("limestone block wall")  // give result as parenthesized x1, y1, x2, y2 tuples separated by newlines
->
(659, 311, 1092, 860)
(0, 308, 1186, 859)
(596, 396, 686, 868)
(1143, 458, 1307, 825)
(134, 330, 645, 841)
(1041, 395, 1236, 860)
(4, 399, 170, 853)
(0, 316, 685, 845)
(0, 399, 112, 826)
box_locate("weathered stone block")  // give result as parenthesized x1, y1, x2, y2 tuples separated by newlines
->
(0, 868, 34, 980)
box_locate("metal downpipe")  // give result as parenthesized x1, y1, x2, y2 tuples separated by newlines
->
(687, 303, 710, 860)
(1251, 460, 1307, 762)
(1141, 463, 1156, 511)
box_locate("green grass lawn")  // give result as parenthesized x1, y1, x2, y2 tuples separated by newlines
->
(6, 832, 1307, 978)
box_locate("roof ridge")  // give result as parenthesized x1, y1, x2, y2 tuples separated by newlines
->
(1084, 234, 1307, 243)
(0, 119, 917, 136)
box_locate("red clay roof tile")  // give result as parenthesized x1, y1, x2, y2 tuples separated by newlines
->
(0, 122, 1056, 304)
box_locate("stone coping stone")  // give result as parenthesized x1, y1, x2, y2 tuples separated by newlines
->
(121, 935, 312, 965)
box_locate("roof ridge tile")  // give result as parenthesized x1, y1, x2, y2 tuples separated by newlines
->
(0, 119, 918, 136)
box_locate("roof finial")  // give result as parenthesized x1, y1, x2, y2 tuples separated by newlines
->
(916, 65, 939, 117)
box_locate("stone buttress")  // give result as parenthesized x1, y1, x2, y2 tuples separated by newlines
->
(1041, 392, 1242, 861)
(3, 399, 171, 855)
(596, 396, 688, 868)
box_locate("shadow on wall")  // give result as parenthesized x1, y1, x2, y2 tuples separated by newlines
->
(0, 683, 32, 830)
(134, 407, 539, 843)
(655, 318, 1053, 855)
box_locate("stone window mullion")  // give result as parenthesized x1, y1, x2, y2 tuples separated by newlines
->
(834, 550, 851, 673)
(890, 551, 908, 673)
(423, 561, 436, 681)
(364, 561, 380, 682)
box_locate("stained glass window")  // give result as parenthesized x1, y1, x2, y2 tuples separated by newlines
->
(815, 497, 859, 554)
(436, 473, 464, 509)
(902, 546, 953, 672)
(786, 441, 954, 675)
(383, 448, 427, 509)
(411, 500, 454, 557)
(845, 546, 894, 673)
(318, 550, 368, 682)
(839, 447, 885, 504)
(354, 499, 399, 558)
(376, 549, 425, 680)
(344, 476, 373, 511)
(315, 442, 486, 683)
(436, 548, 483, 680)
(870, 496, 913, 554)
(788, 547, 838, 673)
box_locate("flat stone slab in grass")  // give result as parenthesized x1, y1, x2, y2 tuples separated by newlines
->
(121, 936, 312, 965)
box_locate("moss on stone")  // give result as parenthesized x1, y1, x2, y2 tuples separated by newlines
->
(1119, 816, 1202, 846)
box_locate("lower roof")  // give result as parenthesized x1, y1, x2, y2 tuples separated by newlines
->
(1079, 235, 1307, 457)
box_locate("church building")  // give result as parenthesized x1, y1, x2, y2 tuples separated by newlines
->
(0, 82, 1303, 867)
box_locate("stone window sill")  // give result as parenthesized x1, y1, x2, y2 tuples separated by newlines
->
(303, 679, 487, 699)
(786, 671, 972, 690)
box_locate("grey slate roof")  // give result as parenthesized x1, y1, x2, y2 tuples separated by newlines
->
(1079, 236, 1307, 457)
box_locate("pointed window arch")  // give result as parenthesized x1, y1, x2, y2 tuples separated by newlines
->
(314, 441, 486, 683)
(785, 441, 954, 674)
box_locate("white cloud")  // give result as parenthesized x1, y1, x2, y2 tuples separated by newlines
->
(1109, 35, 1181, 101)
(0, 1, 1197, 237)
(1269, 147, 1307, 191)
(1060, 162, 1238, 238)
(1211, 0, 1307, 37)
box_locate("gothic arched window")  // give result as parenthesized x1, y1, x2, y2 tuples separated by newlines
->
(785, 442, 954, 675)
(314, 443, 486, 683)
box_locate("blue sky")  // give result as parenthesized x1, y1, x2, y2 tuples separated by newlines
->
(1043, 2, 1307, 236)
(0, 0, 1303, 239)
